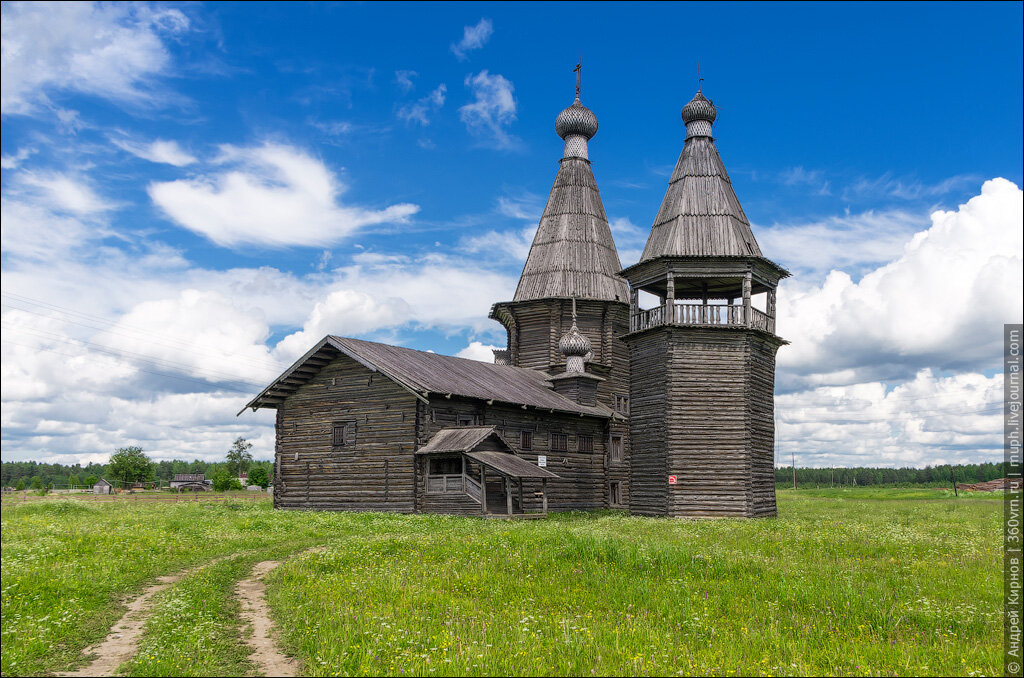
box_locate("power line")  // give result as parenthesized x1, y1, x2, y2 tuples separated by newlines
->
(0, 338, 256, 395)
(1, 323, 266, 388)
(0, 292, 288, 372)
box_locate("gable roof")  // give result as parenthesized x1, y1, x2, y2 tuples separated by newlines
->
(415, 426, 504, 454)
(416, 426, 560, 479)
(513, 157, 629, 303)
(243, 335, 612, 419)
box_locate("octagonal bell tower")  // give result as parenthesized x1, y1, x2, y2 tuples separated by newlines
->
(621, 90, 789, 518)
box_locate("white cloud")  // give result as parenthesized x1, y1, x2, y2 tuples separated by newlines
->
(840, 172, 982, 202)
(112, 137, 197, 166)
(777, 370, 1003, 468)
(394, 69, 417, 92)
(1, 147, 37, 169)
(459, 71, 518, 149)
(93, 289, 281, 386)
(20, 172, 113, 214)
(1, 1, 189, 114)
(450, 18, 493, 60)
(497, 193, 542, 221)
(274, 252, 517, 362)
(148, 143, 420, 248)
(397, 84, 447, 126)
(777, 178, 1023, 387)
(456, 341, 500, 362)
(779, 166, 831, 195)
(755, 208, 930, 280)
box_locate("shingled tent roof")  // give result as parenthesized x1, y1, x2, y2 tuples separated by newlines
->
(512, 95, 629, 303)
(243, 335, 612, 419)
(638, 94, 764, 263)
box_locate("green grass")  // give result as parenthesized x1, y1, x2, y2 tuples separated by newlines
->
(0, 489, 1005, 676)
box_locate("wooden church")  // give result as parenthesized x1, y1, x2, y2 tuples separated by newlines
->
(244, 83, 788, 518)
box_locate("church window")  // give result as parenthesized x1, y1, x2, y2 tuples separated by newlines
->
(609, 435, 624, 463)
(551, 433, 568, 452)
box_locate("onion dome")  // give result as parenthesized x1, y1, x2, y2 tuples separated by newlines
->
(681, 91, 717, 124)
(555, 98, 599, 140)
(558, 315, 591, 373)
(558, 320, 591, 357)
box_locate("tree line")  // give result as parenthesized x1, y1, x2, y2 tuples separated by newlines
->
(774, 461, 1009, 488)
(2, 438, 273, 491)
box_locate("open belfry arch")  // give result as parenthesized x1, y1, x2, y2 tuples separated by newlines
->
(620, 90, 789, 518)
(245, 72, 786, 519)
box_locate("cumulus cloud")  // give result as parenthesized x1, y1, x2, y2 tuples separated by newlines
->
(755, 208, 930, 280)
(777, 178, 1023, 388)
(111, 137, 197, 166)
(777, 369, 1003, 467)
(397, 84, 447, 126)
(450, 18, 493, 60)
(148, 143, 420, 248)
(459, 71, 518, 149)
(1, 1, 189, 114)
(456, 341, 500, 362)
(93, 289, 281, 386)
(274, 252, 517, 361)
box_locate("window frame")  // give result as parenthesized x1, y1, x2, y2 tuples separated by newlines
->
(551, 433, 568, 452)
(578, 434, 594, 453)
(332, 423, 348, 447)
(609, 434, 624, 464)
(520, 430, 533, 451)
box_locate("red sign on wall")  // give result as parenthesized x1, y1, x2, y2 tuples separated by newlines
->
(668, 475, 677, 485)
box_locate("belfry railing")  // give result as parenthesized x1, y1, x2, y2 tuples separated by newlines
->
(629, 303, 775, 334)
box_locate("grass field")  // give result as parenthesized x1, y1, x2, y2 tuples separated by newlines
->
(0, 488, 1005, 676)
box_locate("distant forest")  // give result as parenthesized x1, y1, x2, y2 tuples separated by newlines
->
(774, 461, 1009, 488)
(1, 458, 273, 489)
(2, 458, 1009, 490)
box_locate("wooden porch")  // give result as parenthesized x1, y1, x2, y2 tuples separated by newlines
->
(417, 427, 560, 518)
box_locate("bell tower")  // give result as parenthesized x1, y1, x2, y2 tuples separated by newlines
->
(620, 90, 789, 518)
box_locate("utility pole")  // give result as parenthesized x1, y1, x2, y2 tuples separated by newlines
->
(792, 449, 797, 490)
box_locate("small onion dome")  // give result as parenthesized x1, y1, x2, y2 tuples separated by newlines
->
(555, 98, 599, 140)
(558, 321, 591, 358)
(681, 91, 717, 124)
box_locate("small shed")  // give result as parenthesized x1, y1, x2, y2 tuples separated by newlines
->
(170, 473, 210, 492)
(92, 478, 112, 495)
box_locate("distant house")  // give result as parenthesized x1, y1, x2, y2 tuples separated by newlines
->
(170, 473, 210, 492)
(93, 478, 112, 495)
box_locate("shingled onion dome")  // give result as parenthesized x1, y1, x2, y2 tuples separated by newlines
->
(558, 318, 591, 373)
(682, 91, 716, 138)
(555, 97, 598, 160)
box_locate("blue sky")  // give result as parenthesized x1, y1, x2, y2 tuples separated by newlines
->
(2, 1, 1022, 468)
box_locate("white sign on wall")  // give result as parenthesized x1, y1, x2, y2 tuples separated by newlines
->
(537, 455, 547, 467)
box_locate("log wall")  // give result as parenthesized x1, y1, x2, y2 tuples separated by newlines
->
(624, 326, 781, 518)
(273, 354, 417, 512)
(416, 396, 616, 514)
